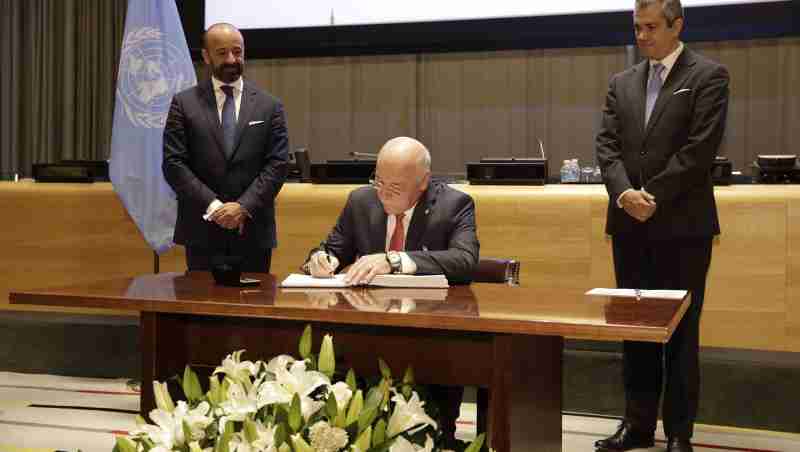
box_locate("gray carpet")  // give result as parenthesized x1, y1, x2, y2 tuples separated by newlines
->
(1, 311, 798, 433)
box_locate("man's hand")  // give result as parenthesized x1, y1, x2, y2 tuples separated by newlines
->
(620, 190, 657, 222)
(210, 202, 246, 231)
(308, 251, 340, 278)
(341, 289, 389, 312)
(345, 253, 392, 285)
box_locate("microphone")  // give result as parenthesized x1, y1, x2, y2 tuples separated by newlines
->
(349, 151, 378, 160)
(537, 138, 546, 160)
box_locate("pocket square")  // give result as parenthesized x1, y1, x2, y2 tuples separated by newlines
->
(248, 120, 265, 126)
(673, 88, 692, 95)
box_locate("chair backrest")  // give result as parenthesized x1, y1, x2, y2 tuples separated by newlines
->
(472, 258, 521, 285)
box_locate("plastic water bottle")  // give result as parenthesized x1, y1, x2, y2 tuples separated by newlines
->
(570, 159, 580, 183)
(561, 160, 571, 183)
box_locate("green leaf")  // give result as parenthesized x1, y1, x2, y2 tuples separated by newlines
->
(288, 393, 303, 432)
(463, 432, 486, 452)
(183, 366, 203, 403)
(401, 384, 412, 401)
(244, 417, 259, 443)
(357, 405, 378, 434)
(354, 425, 372, 451)
(299, 325, 312, 359)
(326, 390, 339, 419)
(372, 418, 387, 446)
(378, 358, 392, 380)
(345, 389, 364, 426)
(182, 419, 194, 443)
(216, 421, 234, 452)
(274, 422, 288, 449)
(346, 368, 357, 392)
(114, 437, 137, 452)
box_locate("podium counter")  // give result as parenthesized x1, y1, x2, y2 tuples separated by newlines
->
(2, 181, 798, 352)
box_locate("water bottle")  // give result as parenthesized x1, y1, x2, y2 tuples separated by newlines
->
(569, 159, 580, 183)
(560, 160, 571, 183)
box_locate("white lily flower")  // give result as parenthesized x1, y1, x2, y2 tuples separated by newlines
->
(134, 401, 212, 448)
(388, 434, 435, 452)
(219, 378, 261, 422)
(214, 350, 259, 384)
(308, 420, 349, 452)
(329, 381, 353, 411)
(263, 354, 296, 376)
(386, 391, 437, 438)
(257, 359, 330, 420)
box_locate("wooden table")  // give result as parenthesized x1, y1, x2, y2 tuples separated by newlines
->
(10, 272, 689, 452)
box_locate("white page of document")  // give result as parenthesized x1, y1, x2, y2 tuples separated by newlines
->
(585, 288, 687, 300)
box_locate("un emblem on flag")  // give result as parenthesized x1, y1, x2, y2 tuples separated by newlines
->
(117, 27, 195, 129)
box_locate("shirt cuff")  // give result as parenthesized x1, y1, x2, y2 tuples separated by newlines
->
(399, 252, 417, 274)
(616, 189, 635, 208)
(203, 199, 223, 221)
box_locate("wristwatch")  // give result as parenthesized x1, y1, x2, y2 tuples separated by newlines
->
(386, 251, 402, 274)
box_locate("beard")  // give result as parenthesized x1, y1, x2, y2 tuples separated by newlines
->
(212, 62, 243, 84)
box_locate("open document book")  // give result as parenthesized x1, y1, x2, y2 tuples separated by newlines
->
(280, 273, 449, 289)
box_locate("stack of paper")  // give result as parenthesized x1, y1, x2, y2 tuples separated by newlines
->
(280, 273, 449, 289)
(585, 288, 687, 300)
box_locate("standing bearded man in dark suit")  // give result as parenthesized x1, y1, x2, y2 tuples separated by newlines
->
(163, 23, 288, 272)
(595, 1, 729, 452)
(304, 136, 479, 449)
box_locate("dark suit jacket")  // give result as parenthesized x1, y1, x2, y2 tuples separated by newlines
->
(317, 181, 480, 284)
(596, 47, 729, 240)
(163, 78, 288, 250)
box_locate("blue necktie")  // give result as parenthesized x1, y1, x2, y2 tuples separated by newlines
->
(645, 63, 665, 126)
(220, 85, 236, 158)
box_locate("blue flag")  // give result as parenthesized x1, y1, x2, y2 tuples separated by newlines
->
(110, 0, 196, 255)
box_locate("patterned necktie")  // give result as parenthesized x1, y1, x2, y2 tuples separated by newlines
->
(220, 85, 236, 158)
(388, 213, 406, 251)
(645, 63, 665, 126)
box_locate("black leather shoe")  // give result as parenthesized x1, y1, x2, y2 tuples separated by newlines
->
(666, 438, 693, 452)
(595, 421, 655, 450)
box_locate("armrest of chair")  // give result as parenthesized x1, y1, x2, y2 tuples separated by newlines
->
(472, 258, 520, 285)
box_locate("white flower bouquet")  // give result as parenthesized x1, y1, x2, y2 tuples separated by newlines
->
(115, 325, 488, 452)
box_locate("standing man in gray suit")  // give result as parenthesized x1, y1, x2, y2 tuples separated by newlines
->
(595, 2, 729, 452)
(163, 23, 288, 272)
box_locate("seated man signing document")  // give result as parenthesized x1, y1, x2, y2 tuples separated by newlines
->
(302, 136, 479, 449)
(303, 136, 480, 286)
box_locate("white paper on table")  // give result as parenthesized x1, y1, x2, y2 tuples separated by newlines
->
(585, 288, 687, 300)
(280, 273, 449, 288)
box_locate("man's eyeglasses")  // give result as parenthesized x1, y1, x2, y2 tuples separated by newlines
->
(369, 172, 403, 196)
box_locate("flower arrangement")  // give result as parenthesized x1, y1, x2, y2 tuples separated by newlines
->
(115, 325, 488, 452)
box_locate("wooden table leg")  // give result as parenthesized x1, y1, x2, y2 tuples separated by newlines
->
(139, 312, 156, 417)
(487, 334, 563, 452)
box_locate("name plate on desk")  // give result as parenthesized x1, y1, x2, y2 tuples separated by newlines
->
(466, 159, 548, 185)
(310, 160, 376, 184)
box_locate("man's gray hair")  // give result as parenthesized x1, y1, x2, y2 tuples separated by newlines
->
(635, 0, 684, 26)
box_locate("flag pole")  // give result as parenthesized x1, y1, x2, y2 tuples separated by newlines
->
(153, 251, 160, 274)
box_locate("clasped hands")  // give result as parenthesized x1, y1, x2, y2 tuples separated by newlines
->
(209, 202, 247, 234)
(309, 251, 391, 284)
(621, 190, 657, 222)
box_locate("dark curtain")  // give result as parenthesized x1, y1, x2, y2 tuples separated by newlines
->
(0, 0, 127, 178)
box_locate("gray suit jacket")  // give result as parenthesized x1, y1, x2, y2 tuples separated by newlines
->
(596, 47, 729, 240)
(163, 78, 288, 250)
(314, 181, 480, 284)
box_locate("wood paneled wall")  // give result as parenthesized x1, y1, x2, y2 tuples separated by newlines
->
(238, 37, 799, 177)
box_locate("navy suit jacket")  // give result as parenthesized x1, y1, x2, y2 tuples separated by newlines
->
(163, 78, 288, 250)
(316, 181, 480, 284)
(597, 47, 729, 239)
